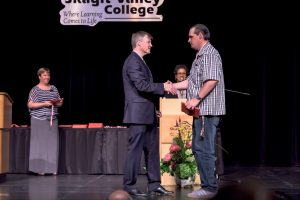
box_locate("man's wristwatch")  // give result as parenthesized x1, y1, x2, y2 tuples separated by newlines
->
(195, 95, 202, 101)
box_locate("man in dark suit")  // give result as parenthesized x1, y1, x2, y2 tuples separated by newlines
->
(122, 31, 175, 197)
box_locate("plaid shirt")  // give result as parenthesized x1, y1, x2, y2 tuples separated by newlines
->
(187, 42, 226, 116)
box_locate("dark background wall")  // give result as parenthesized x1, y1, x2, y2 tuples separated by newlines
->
(2, 1, 299, 167)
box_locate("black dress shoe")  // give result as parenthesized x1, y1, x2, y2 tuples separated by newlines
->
(148, 186, 174, 196)
(126, 189, 147, 197)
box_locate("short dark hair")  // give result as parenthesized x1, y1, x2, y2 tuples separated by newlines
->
(37, 67, 50, 76)
(191, 24, 210, 40)
(174, 64, 188, 75)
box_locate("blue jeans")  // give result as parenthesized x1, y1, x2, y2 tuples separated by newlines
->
(192, 116, 220, 192)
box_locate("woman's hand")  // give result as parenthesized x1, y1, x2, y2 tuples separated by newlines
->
(44, 101, 53, 107)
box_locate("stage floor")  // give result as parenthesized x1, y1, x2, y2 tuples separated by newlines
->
(0, 167, 299, 200)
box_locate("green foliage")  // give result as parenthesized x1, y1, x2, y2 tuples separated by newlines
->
(160, 121, 198, 179)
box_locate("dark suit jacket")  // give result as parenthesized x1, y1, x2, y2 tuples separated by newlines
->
(122, 52, 164, 124)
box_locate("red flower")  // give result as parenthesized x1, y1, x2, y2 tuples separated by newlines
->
(171, 162, 176, 170)
(163, 153, 172, 162)
(186, 140, 192, 148)
(169, 144, 181, 152)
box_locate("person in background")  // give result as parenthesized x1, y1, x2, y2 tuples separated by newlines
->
(172, 24, 226, 199)
(122, 31, 175, 197)
(108, 190, 131, 200)
(27, 67, 63, 175)
(165, 64, 189, 98)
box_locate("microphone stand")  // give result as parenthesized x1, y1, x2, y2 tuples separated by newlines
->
(225, 89, 250, 96)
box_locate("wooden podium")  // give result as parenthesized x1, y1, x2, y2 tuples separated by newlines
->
(159, 97, 200, 186)
(0, 92, 13, 182)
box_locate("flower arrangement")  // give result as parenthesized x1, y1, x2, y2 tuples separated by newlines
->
(160, 120, 198, 180)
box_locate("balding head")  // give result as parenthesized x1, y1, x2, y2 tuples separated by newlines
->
(108, 190, 130, 200)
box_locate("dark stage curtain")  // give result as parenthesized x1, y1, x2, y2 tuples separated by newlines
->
(8, 128, 146, 175)
(9, 128, 30, 173)
(58, 128, 103, 174)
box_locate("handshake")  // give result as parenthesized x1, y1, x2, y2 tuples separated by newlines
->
(163, 80, 177, 95)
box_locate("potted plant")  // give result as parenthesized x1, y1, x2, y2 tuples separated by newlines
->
(160, 120, 198, 187)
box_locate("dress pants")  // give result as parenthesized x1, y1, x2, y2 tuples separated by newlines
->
(123, 124, 161, 191)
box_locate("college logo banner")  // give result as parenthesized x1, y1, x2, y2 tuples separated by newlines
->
(60, 0, 164, 26)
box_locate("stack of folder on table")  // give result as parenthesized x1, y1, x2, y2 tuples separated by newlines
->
(72, 124, 88, 128)
(58, 125, 72, 128)
(88, 123, 103, 128)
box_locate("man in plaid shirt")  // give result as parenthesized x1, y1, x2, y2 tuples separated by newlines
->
(172, 24, 226, 199)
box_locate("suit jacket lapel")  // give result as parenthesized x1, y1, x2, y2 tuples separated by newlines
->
(144, 62, 153, 82)
(132, 52, 153, 81)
